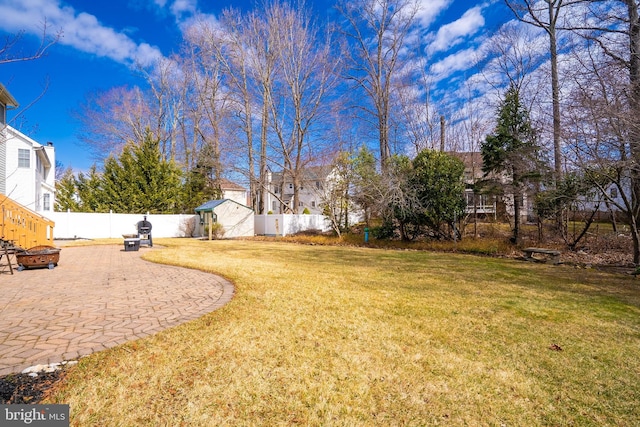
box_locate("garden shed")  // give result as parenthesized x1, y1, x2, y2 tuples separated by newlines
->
(194, 199, 254, 239)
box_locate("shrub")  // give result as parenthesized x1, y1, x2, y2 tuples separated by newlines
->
(179, 216, 196, 237)
(204, 222, 225, 240)
(371, 219, 396, 240)
(302, 207, 311, 214)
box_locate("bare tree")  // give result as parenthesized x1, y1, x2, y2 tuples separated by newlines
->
(72, 57, 190, 165)
(73, 86, 153, 160)
(505, 0, 586, 184)
(563, 0, 640, 263)
(211, 9, 260, 211)
(181, 23, 235, 187)
(138, 57, 183, 162)
(395, 54, 441, 155)
(210, 7, 284, 213)
(1, 21, 61, 131)
(0, 20, 60, 65)
(264, 1, 340, 213)
(481, 20, 547, 103)
(338, 0, 421, 171)
(451, 82, 493, 237)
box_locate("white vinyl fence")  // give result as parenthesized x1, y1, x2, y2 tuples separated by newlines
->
(48, 211, 198, 239)
(47, 212, 331, 239)
(254, 214, 331, 236)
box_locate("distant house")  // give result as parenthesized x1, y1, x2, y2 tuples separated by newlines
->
(220, 178, 249, 206)
(265, 166, 332, 215)
(0, 83, 56, 214)
(194, 199, 254, 238)
(572, 176, 627, 221)
(451, 151, 532, 222)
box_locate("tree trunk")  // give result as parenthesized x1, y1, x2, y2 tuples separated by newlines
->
(259, 98, 268, 215)
(627, 0, 640, 264)
(548, 1, 562, 184)
(512, 182, 522, 244)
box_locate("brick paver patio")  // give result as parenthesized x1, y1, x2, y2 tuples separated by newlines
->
(0, 244, 234, 375)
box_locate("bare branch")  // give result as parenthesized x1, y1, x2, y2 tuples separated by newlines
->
(0, 19, 61, 65)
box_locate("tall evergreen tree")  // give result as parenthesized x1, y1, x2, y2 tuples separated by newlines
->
(100, 154, 131, 212)
(180, 163, 222, 213)
(129, 131, 182, 213)
(482, 84, 541, 244)
(54, 167, 81, 212)
(91, 130, 183, 213)
(76, 165, 106, 212)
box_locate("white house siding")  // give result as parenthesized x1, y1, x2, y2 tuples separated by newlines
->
(265, 167, 332, 215)
(2, 126, 55, 214)
(223, 189, 248, 206)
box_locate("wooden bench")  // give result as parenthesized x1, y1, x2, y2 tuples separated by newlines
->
(523, 247, 561, 265)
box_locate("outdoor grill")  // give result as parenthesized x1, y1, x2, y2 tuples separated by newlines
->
(137, 216, 153, 247)
(123, 216, 153, 252)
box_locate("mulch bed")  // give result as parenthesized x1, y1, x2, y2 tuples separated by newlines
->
(0, 371, 65, 404)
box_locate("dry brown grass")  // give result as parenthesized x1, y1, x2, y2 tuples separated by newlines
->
(47, 239, 640, 426)
(273, 232, 514, 256)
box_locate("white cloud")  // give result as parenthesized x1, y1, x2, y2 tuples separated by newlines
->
(428, 6, 485, 54)
(0, 0, 163, 67)
(170, 0, 197, 19)
(152, 0, 217, 36)
(415, 0, 452, 28)
(430, 47, 482, 81)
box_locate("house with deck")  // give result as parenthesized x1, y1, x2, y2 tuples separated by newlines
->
(452, 151, 533, 222)
(1, 83, 56, 248)
(1, 83, 56, 214)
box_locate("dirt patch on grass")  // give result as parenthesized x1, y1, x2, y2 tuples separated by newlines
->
(0, 371, 65, 404)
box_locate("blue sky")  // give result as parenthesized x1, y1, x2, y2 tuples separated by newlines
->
(0, 0, 512, 172)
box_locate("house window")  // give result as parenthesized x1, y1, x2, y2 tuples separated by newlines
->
(316, 181, 322, 190)
(311, 201, 316, 208)
(43, 194, 50, 211)
(274, 186, 279, 194)
(299, 201, 303, 207)
(18, 149, 30, 168)
(272, 201, 277, 211)
(610, 187, 618, 198)
(288, 183, 293, 190)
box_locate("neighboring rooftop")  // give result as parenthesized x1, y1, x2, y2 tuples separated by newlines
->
(219, 178, 246, 191)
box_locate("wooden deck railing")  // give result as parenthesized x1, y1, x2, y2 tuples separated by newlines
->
(1, 196, 55, 248)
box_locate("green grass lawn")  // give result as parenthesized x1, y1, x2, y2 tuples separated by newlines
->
(48, 239, 640, 426)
